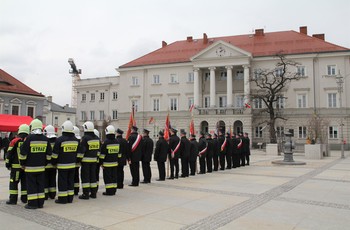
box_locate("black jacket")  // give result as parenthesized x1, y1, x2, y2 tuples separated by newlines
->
(198, 136, 207, 157)
(180, 136, 191, 159)
(225, 135, 233, 156)
(127, 131, 143, 162)
(206, 137, 213, 157)
(168, 134, 181, 159)
(142, 136, 154, 162)
(52, 132, 79, 170)
(154, 137, 169, 162)
(81, 132, 100, 163)
(212, 137, 220, 157)
(116, 135, 128, 166)
(242, 137, 250, 155)
(189, 138, 198, 162)
(218, 134, 226, 155)
(100, 134, 120, 167)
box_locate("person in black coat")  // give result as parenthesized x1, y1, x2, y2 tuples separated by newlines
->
(225, 132, 233, 169)
(141, 129, 154, 183)
(116, 129, 129, 189)
(232, 133, 240, 168)
(198, 132, 207, 174)
(237, 133, 245, 166)
(218, 129, 226, 170)
(154, 131, 169, 181)
(189, 134, 198, 176)
(180, 129, 191, 178)
(212, 133, 220, 171)
(127, 126, 143, 186)
(243, 133, 251, 165)
(205, 133, 213, 173)
(168, 128, 180, 179)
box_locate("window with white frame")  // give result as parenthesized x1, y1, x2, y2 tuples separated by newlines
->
(169, 74, 178, 83)
(255, 126, 263, 138)
(327, 65, 336, 76)
(81, 111, 86, 121)
(27, 106, 35, 118)
(219, 96, 227, 107)
(90, 111, 95, 120)
(236, 95, 244, 108)
(254, 69, 262, 79)
(236, 70, 243, 79)
(153, 75, 160, 84)
(187, 72, 194, 82)
(112, 110, 118, 120)
(188, 97, 194, 109)
(204, 96, 210, 108)
(220, 71, 227, 80)
(275, 68, 284, 77)
(329, 126, 338, 139)
(170, 98, 178, 111)
(100, 92, 105, 101)
(297, 66, 306, 77)
(276, 126, 284, 137)
(11, 105, 19, 115)
(328, 93, 337, 108)
(204, 72, 210, 81)
(297, 94, 307, 108)
(90, 93, 95, 101)
(132, 100, 139, 112)
(82, 93, 86, 102)
(112, 92, 118, 100)
(153, 98, 160, 112)
(298, 126, 307, 138)
(254, 98, 263, 109)
(132, 76, 139, 86)
(99, 110, 104, 120)
(54, 116, 58, 126)
(276, 95, 285, 109)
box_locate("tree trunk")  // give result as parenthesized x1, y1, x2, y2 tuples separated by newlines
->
(269, 117, 277, 144)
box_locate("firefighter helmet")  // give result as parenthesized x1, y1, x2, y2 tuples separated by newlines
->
(61, 120, 74, 133)
(83, 121, 94, 132)
(94, 129, 100, 138)
(30, 119, 43, 132)
(73, 126, 81, 139)
(105, 125, 115, 135)
(44, 125, 57, 138)
(18, 124, 30, 135)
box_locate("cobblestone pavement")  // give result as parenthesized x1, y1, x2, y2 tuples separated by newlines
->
(0, 150, 349, 230)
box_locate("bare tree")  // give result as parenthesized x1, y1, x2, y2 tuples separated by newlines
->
(307, 114, 329, 144)
(250, 54, 301, 143)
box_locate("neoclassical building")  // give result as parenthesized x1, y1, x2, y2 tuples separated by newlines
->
(75, 27, 350, 149)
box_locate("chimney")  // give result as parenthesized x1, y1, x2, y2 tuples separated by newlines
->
(299, 26, 307, 35)
(203, 33, 208, 44)
(312, 34, 325, 41)
(255, 29, 264, 36)
(47, 96, 52, 102)
(162, 41, 167, 48)
(187, 36, 193, 42)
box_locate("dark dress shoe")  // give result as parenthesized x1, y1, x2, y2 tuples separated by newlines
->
(180, 175, 186, 178)
(156, 179, 165, 181)
(6, 200, 16, 205)
(167, 177, 174, 180)
(90, 194, 97, 199)
(25, 204, 37, 209)
(128, 184, 138, 187)
(140, 181, 149, 184)
(78, 194, 89, 200)
(55, 199, 67, 204)
(103, 192, 114, 196)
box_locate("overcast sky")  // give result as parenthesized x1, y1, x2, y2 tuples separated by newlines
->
(1, 0, 349, 106)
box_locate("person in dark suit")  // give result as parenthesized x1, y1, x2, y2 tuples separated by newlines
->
(225, 132, 233, 169)
(205, 133, 213, 173)
(180, 129, 191, 178)
(232, 133, 240, 168)
(127, 126, 143, 186)
(189, 134, 198, 176)
(218, 129, 226, 170)
(198, 132, 207, 174)
(116, 129, 129, 189)
(238, 133, 245, 166)
(154, 131, 169, 181)
(168, 128, 180, 179)
(212, 133, 220, 171)
(243, 132, 251, 165)
(141, 129, 154, 183)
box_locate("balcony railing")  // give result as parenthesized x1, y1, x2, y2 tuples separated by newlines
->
(197, 107, 244, 115)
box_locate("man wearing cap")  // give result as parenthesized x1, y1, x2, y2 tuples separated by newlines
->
(218, 129, 226, 170)
(205, 133, 213, 173)
(189, 134, 198, 176)
(243, 132, 251, 166)
(116, 129, 128, 189)
(225, 132, 233, 170)
(168, 128, 180, 179)
(154, 131, 168, 181)
(232, 133, 240, 168)
(180, 129, 190, 178)
(127, 126, 143, 186)
(141, 129, 154, 183)
(197, 132, 207, 174)
(212, 133, 220, 171)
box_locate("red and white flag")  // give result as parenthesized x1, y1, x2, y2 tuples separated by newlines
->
(148, 117, 154, 124)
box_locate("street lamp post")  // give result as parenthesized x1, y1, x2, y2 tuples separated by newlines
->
(336, 71, 344, 158)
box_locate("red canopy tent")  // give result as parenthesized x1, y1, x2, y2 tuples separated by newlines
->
(0, 114, 33, 132)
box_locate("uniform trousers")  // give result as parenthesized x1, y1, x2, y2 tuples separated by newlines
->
(45, 168, 56, 199)
(213, 155, 219, 171)
(9, 169, 27, 203)
(189, 160, 196, 175)
(116, 165, 125, 188)
(103, 166, 117, 195)
(181, 157, 189, 177)
(141, 161, 152, 182)
(199, 156, 206, 174)
(219, 154, 226, 170)
(157, 161, 165, 180)
(74, 166, 80, 195)
(169, 158, 179, 178)
(80, 162, 97, 196)
(57, 168, 75, 203)
(129, 161, 140, 185)
(26, 172, 45, 208)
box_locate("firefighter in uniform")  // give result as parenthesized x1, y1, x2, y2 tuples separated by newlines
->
(127, 126, 143, 186)
(43, 125, 57, 200)
(243, 132, 251, 165)
(79, 121, 100, 199)
(168, 128, 180, 179)
(225, 132, 233, 169)
(212, 133, 220, 171)
(52, 120, 79, 204)
(205, 133, 213, 173)
(232, 133, 240, 168)
(198, 132, 207, 174)
(94, 129, 102, 192)
(141, 129, 154, 184)
(5, 124, 29, 205)
(218, 129, 227, 170)
(20, 119, 52, 209)
(73, 125, 82, 195)
(189, 134, 198, 176)
(116, 129, 128, 189)
(154, 130, 168, 181)
(180, 129, 190, 177)
(100, 125, 119, 195)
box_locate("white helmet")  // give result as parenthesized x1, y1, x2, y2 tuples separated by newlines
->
(44, 125, 57, 138)
(105, 125, 116, 135)
(73, 126, 81, 139)
(83, 121, 94, 132)
(94, 129, 100, 138)
(62, 120, 74, 133)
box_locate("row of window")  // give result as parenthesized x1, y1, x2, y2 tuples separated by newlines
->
(81, 92, 118, 102)
(0, 104, 35, 117)
(81, 110, 118, 121)
(254, 126, 339, 139)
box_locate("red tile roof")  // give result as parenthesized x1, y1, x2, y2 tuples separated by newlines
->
(120, 30, 349, 68)
(0, 69, 45, 97)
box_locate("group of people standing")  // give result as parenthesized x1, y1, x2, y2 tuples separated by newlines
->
(4, 119, 250, 209)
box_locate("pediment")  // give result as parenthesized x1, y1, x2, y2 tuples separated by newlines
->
(190, 40, 252, 61)
(10, 98, 22, 104)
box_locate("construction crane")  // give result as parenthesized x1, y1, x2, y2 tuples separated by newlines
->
(68, 58, 81, 108)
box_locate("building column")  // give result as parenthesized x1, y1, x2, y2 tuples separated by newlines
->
(226, 66, 233, 107)
(193, 68, 200, 107)
(243, 65, 250, 105)
(209, 67, 216, 107)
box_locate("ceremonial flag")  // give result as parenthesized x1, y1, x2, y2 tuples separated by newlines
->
(125, 106, 136, 140)
(148, 116, 154, 124)
(164, 113, 170, 141)
(189, 119, 195, 136)
(245, 103, 251, 108)
(189, 104, 194, 113)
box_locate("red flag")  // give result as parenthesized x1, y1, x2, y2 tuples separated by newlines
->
(245, 103, 251, 108)
(148, 117, 154, 124)
(164, 113, 170, 141)
(126, 106, 136, 140)
(189, 104, 194, 112)
(189, 119, 195, 136)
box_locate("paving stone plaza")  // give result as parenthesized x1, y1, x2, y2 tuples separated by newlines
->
(0, 150, 349, 230)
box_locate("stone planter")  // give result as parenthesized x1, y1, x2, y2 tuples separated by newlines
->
(266, 143, 278, 155)
(305, 144, 323, 159)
